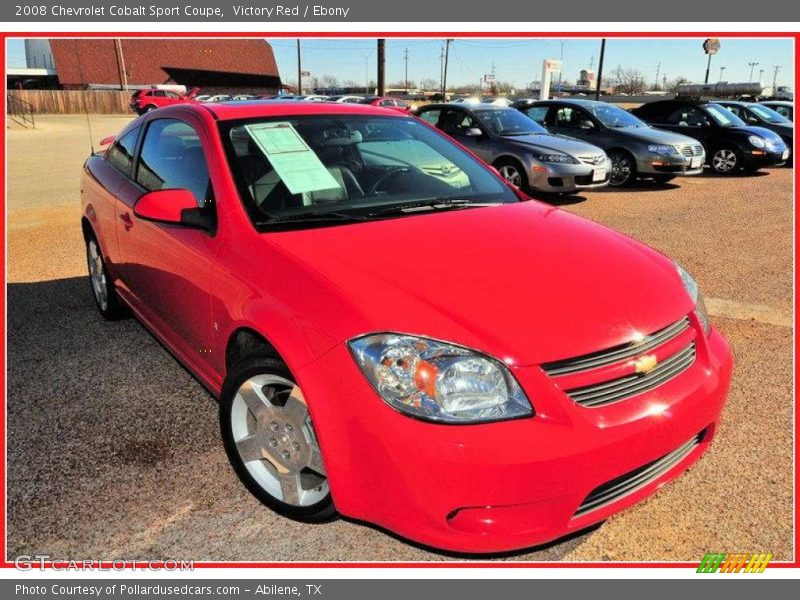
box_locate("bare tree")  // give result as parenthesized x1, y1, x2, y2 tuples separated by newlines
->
(666, 76, 691, 93)
(420, 78, 439, 91)
(319, 75, 339, 88)
(609, 66, 647, 95)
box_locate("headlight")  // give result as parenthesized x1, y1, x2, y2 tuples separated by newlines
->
(676, 264, 711, 336)
(349, 334, 533, 423)
(748, 135, 766, 148)
(535, 153, 578, 164)
(648, 144, 679, 156)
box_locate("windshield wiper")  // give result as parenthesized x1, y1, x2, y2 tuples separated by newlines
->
(366, 199, 502, 217)
(257, 211, 368, 228)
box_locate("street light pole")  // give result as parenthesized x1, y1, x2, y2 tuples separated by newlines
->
(748, 61, 759, 82)
(296, 39, 302, 95)
(719, 66, 725, 81)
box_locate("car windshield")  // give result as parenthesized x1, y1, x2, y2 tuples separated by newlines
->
(220, 114, 518, 230)
(584, 103, 647, 128)
(704, 104, 747, 127)
(749, 104, 791, 124)
(473, 109, 547, 135)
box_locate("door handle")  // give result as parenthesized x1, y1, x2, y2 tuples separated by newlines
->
(119, 212, 134, 231)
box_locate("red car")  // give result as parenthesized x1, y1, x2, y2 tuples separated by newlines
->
(81, 101, 732, 554)
(129, 87, 199, 115)
(359, 95, 414, 112)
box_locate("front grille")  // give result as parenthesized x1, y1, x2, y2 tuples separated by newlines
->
(542, 317, 690, 377)
(577, 154, 606, 166)
(574, 431, 705, 517)
(678, 143, 704, 157)
(567, 342, 696, 407)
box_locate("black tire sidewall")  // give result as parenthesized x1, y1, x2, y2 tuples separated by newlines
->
(85, 233, 126, 320)
(608, 150, 636, 186)
(219, 354, 336, 523)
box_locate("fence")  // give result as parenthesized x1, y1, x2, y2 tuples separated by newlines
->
(5, 90, 133, 115)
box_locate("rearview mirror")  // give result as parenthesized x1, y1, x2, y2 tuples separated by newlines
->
(464, 127, 483, 137)
(134, 189, 213, 231)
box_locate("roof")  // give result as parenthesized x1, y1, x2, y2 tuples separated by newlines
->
(197, 99, 404, 121)
(760, 100, 792, 106)
(533, 98, 607, 106)
(421, 102, 514, 110)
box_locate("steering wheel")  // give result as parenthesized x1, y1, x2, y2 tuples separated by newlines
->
(368, 167, 412, 195)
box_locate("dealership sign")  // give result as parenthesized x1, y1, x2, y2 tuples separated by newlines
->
(703, 38, 721, 55)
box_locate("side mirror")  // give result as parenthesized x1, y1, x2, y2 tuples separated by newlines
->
(99, 135, 115, 146)
(747, 116, 759, 125)
(579, 120, 595, 130)
(134, 189, 213, 231)
(464, 127, 483, 137)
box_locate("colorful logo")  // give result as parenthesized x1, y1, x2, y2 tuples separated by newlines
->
(697, 552, 772, 573)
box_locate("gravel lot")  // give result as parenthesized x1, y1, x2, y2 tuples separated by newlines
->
(6, 115, 794, 562)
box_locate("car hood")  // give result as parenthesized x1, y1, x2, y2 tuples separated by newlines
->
(267, 202, 694, 366)
(619, 126, 700, 145)
(500, 133, 605, 156)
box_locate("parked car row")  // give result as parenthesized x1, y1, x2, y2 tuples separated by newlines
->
(413, 97, 791, 194)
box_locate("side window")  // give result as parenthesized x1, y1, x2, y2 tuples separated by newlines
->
(418, 109, 441, 126)
(439, 109, 477, 135)
(105, 125, 141, 177)
(396, 100, 409, 109)
(725, 105, 743, 119)
(522, 106, 549, 124)
(553, 106, 576, 128)
(165, 91, 180, 99)
(666, 107, 710, 127)
(379, 99, 395, 107)
(776, 106, 791, 119)
(136, 119, 212, 207)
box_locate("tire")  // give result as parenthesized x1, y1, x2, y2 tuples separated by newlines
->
(608, 150, 637, 186)
(86, 234, 127, 320)
(710, 148, 741, 174)
(651, 174, 677, 184)
(220, 354, 336, 523)
(493, 158, 530, 192)
(144, 105, 157, 113)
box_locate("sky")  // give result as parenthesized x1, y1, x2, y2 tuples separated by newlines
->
(6, 37, 794, 90)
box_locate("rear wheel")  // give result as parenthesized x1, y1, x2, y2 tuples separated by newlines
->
(608, 150, 636, 186)
(220, 355, 335, 522)
(710, 148, 741, 174)
(86, 235, 126, 320)
(144, 104, 157, 113)
(494, 158, 529, 192)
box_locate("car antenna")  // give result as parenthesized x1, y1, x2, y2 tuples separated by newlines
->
(72, 40, 96, 154)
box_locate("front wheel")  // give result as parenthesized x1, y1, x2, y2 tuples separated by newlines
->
(710, 148, 741, 174)
(494, 158, 529, 192)
(608, 151, 636, 186)
(220, 355, 335, 522)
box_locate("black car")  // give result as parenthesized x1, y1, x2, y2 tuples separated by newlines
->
(632, 100, 789, 174)
(715, 100, 793, 163)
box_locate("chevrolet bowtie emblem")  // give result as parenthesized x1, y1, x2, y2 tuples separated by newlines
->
(634, 354, 658, 375)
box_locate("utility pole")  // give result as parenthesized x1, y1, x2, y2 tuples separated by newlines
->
(114, 39, 128, 91)
(296, 39, 302, 95)
(404, 47, 409, 92)
(439, 43, 445, 92)
(772, 65, 781, 91)
(442, 38, 452, 99)
(654, 62, 660, 90)
(719, 66, 726, 81)
(377, 38, 386, 96)
(559, 40, 565, 83)
(594, 38, 606, 101)
(748, 61, 759, 82)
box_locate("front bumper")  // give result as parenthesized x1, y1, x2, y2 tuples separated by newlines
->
(528, 160, 612, 193)
(742, 147, 789, 169)
(637, 153, 706, 176)
(297, 323, 732, 554)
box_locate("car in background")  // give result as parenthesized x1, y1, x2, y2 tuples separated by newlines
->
(415, 103, 611, 194)
(81, 100, 731, 554)
(759, 100, 793, 122)
(259, 94, 300, 101)
(516, 98, 706, 186)
(327, 95, 367, 103)
(129, 87, 199, 115)
(715, 100, 793, 163)
(232, 94, 256, 101)
(357, 96, 414, 112)
(632, 99, 789, 174)
(203, 94, 233, 103)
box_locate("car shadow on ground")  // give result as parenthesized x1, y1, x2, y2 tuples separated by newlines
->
(590, 181, 682, 194)
(534, 193, 588, 206)
(701, 169, 770, 179)
(7, 276, 600, 562)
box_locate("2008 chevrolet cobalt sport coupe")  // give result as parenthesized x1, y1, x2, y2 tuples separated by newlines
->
(81, 101, 732, 554)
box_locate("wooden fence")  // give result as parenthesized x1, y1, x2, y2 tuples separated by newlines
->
(5, 90, 133, 115)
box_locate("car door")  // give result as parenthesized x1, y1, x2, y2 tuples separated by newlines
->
(655, 105, 715, 148)
(114, 115, 219, 371)
(438, 108, 493, 162)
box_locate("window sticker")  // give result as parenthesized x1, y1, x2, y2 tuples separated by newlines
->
(244, 122, 340, 195)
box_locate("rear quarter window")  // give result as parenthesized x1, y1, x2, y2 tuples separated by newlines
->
(105, 125, 141, 176)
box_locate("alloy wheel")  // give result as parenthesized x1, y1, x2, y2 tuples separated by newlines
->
(229, 374, 328, 507)
(87, 240, 108, 311)
(609, 153, 633, 186)
(712, 149, 738, 173)
(498, 164, 522, 187)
